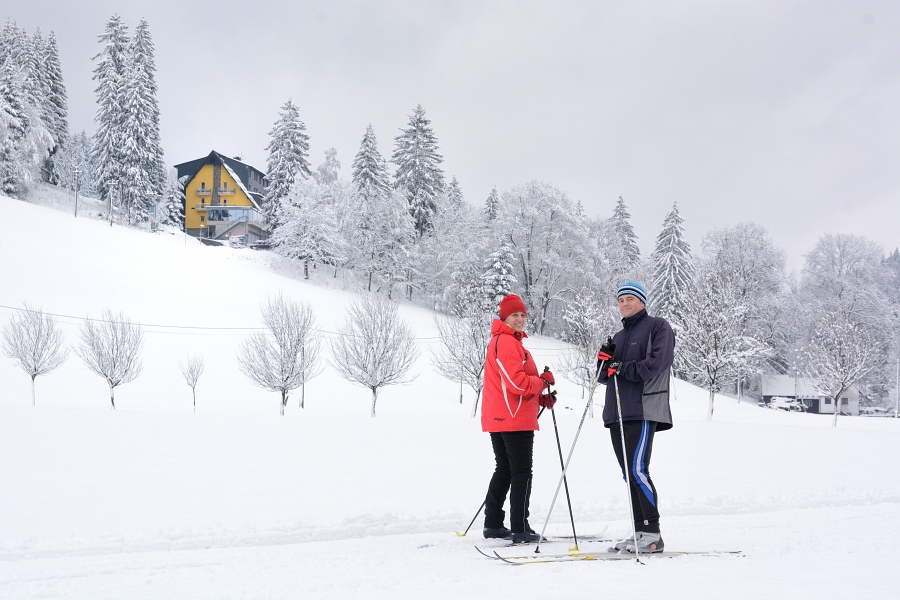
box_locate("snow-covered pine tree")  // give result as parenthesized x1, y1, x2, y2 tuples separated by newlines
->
(161, 171, 188, 228)
(0, 24, 53, 197)
(391, 104, 444, 236)
(264, 98, 311, 229)
(42, 30, 67, 149)
(482, 240, 517, 310)
(119, 18, 165, 223)
(446, 176, 463, 210)
(606, 195, 642, 282)
(484, 186, 500, 220)
(650, 202, 693, 327)
(313, 147, 340, 186)
(50, 131, 96, 196)
(91, 14, 130, 203)
(351, 124, 391, 201)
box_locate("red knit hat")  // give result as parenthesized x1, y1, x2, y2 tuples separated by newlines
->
(499, 294, 527, 321)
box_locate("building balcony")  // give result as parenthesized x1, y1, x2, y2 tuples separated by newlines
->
(218, 189, 235, 195)
(196, 188, 212, 196)
(195, 203, 208, 211)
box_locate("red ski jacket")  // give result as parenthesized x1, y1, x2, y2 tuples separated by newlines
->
(481, 319, 545, 433)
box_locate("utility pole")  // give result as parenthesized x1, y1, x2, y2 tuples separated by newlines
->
(108, 180, 118, 227)
(73, 166, 80, 217)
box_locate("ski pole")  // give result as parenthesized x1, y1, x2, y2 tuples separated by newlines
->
(612, 372, 642, 565)
(541, 367, 580, 550)
(534, 361, 603, 554)
(455, 499, 487, 537)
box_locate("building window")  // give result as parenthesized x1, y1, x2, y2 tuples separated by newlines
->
(824, 398, 831, 405)
(841, 398, 848, 405)
(201, 182, 205, 189)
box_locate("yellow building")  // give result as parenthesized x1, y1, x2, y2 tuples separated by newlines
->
(174, 151, 269, 243)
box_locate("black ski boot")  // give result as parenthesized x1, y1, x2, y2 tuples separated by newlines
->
(483, 527, 511, 539)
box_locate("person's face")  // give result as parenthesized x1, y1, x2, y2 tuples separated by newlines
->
(504, 311, 527, 332)
(617, 294, 644, 318)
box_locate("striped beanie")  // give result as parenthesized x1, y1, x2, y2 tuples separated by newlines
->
(617, 282, 647, 305)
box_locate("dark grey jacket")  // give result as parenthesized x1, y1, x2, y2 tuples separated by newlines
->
(600, 308, 675, 431)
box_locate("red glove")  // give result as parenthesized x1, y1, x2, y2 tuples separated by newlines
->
(607, 361, 621, 378)
(540, 370, 555, 386)
(539, 393, 557, 409)
(596, 351, 613, 362)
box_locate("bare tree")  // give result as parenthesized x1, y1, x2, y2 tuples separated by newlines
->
(678, 264, 768, 420)
(801, 312, 883, 427)
(178, 354, 205, 413)
(331, 294, 418, 417)
(431, 307, 492, 417)
(560, 287, 619, 408)
(76, 309, 144, 409)
(1, 302, 69, 406)
(238, 294, 322, 415)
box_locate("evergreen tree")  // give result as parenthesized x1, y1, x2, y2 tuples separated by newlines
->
(484, 186, 500, 220)
(50, 130, 96, 196)
(391, 104, 444, 236)
(42, 30, 67, 148)
(91, 14, 130, 203)
(351, 124, 391, 200)
(446, 176, 463, 209)
(313, 147, 340, 186)
(650, 202, 693, 327)
(120, 18, 164, 222)
(606, 195, 642, 281)
(482, 240, 517, 310)
(162, 172, 188, 228)
(264, 98, 310, 228)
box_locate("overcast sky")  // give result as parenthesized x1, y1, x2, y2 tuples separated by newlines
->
(7, 1, 899, 271)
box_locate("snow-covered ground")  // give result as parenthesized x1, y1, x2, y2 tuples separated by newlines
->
(0, 190, 898, 599)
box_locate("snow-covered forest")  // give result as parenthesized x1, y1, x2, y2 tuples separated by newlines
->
(2, 13, 899, 415)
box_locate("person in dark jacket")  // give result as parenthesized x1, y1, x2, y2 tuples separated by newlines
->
(480, 293, 555, 543)
(598, 281, 675, 553)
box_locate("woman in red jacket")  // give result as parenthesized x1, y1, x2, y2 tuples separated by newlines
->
(481, 293, 555, 543)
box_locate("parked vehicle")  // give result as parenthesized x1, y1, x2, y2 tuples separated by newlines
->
(767, 396, 807, 412)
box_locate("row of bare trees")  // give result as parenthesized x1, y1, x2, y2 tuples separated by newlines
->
(1, 304, 144, 408)
(1, 294, 427, 417)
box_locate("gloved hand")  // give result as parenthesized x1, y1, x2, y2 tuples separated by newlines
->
(539, 392, 557, 409)
(597, 338, 616, 364)
(607, 361, 622, 378)
(540, 370, 555, 386)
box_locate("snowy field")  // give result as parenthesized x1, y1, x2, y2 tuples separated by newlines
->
(0, 190, 898, 599)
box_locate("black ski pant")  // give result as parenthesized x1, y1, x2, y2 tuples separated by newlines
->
(484, 431, 534, 533)
(609, 420, 660, 534)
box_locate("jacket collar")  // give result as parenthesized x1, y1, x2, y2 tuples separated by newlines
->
(491, 318, 528, 341)
(621, 308, 648, 329)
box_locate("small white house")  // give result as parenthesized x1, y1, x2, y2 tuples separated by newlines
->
(760, 374, 860, 416)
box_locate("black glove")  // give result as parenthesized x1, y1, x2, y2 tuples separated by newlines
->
(597, 337, 616, 367)
(607, 361, 622, 378)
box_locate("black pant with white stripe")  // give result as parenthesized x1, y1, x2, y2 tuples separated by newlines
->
(609, 420, 660, 534)
(484, 431, 534, 533)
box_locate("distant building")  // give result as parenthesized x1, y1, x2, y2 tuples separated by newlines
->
(174, 151, 268, 242)
(760, 374, 860, 416)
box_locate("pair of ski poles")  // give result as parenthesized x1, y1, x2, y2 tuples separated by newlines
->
(455, 366, 581, 550)
(458, 350, 643, 562)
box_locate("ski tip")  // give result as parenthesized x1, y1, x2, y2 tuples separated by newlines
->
(454, 531, 466, 537)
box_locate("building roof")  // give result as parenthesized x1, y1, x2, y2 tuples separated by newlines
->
(174, 151, 267, 209)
